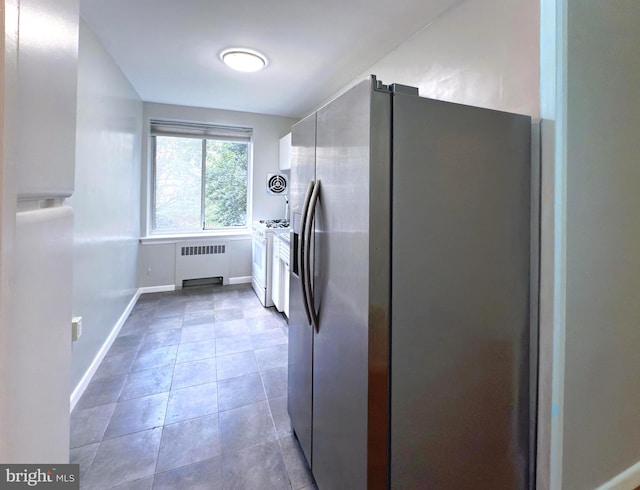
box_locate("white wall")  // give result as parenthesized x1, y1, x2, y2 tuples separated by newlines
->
(139, 103, 296, 288)
(67, 19, 143, 392)
(324, 0, 539, 119)
(561, 2, 640, 489)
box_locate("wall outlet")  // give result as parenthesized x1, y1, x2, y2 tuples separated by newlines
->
(72, 316, 82, 342)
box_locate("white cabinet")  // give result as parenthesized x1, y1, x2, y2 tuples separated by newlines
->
(280, 234, 290, 318)
(17, 0, 79, 199)
(272, 232, 290, 317)
(279, 132, 292, 170)
(272, 235, 282, 310)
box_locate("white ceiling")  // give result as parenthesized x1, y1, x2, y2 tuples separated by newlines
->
(80, 0, 461, 119)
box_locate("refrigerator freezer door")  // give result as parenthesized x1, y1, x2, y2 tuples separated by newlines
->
(312, 79, 375, 490)
(390, 95, 532, 488)
(1, 206, 73, 462)
(287, 112, 317, 465)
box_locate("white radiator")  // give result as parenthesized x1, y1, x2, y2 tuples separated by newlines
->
(175, 240, 230, 289)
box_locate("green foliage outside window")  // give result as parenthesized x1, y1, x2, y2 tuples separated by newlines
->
(154, 135, 249, 232)
(205, 140, 248, 228)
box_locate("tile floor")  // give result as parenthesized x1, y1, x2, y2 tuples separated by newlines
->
(70, 284, 316, 490)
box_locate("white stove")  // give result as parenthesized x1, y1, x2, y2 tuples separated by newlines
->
(251, 219, 290, 307)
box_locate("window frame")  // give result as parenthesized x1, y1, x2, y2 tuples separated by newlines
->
(148, 120, 253, 236)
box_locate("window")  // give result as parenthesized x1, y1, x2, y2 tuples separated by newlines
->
(150, 120, 252, 233)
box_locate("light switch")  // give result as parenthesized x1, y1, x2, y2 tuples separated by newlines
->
(72, 316, 82, 341)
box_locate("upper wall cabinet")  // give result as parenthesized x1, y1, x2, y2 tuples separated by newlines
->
(279, 132, 292, 170)
(16, 0, 79, 199)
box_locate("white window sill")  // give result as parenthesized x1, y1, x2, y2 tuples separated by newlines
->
(140, 229, 252, 245)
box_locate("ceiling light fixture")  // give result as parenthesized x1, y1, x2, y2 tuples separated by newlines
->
(220, 48, 268, 72)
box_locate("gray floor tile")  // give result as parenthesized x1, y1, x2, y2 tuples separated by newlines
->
(216, 351, 259, 381)
(216, 334, 253, 356)
(182, 311, 215, 328)
(94, 350, 138, 379)
(185, 298, 214, 309)
(140, 329, 181, 350)
(83, 428, 162, 490)
(213, 307, 244, 322)
(175, 339, 216, 364)
(278, 436, 315, 490)
(111, 476, 154, 489)
(180, 324, 216, 344)
(218, 401, 277, 452)
(261, 366, 288, 400)
(157, 293, 189, 306)
(245, 315, 283, 334)
(239, 292, 262, 305)
(165, 382, 218, 425)
(153, 303, 185, 319)
(251, 329, 287, 349)
(118, 322, 151, 338)
(254, 344, 288, 372)
(213, 296, 242, 310)
(76, 374, 127, 410)
(152, 457, 222, 490)
(70, 442, 99, 482)
(184, 307, 214, 319)
(221, 440, 291, 490)
(185, 293, 214, 303)
(132, 345, 178, 372)
(156, 414, 220, 473)
(120, 366, 173, 401)
(71, 403, 116, 448)
(104, 393, 169, 439)
(131, 345, 178, 372)
(137, 292, 169, 304)
(106, 334, 144, 357)
(213, 285, 240, 296)
(214, 319, 250, 338)
(122, 314, 149, 326)
(243, 304, 276, 319)
(172, 358, 216, 390)
(269, 396, 292, 438)
(148, 315, 183, 331)
(72, 285, 303, 489)
(217, 373, 266, 412)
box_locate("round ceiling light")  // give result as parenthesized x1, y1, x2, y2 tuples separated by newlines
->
(220, 48, 268, 72)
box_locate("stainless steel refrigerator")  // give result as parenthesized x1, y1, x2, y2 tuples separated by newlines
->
(288, 75, 534, 489)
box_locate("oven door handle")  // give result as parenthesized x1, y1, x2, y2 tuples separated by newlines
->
(299, 180, 314, 326)
(304, 180, 320, 332)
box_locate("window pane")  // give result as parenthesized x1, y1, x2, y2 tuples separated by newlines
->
(154, 136, 202, 232)
(204, 140, 248, 228)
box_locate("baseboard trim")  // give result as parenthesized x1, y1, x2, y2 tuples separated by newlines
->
(139, 285, 176, 294)
(597, 461, 640, 490)
(228, 276, 252, 285)
(69, 289, 142, 412)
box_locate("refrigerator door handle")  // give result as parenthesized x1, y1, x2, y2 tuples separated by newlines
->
(299, 180, 315, 325)
(304, 180, 321, 331)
